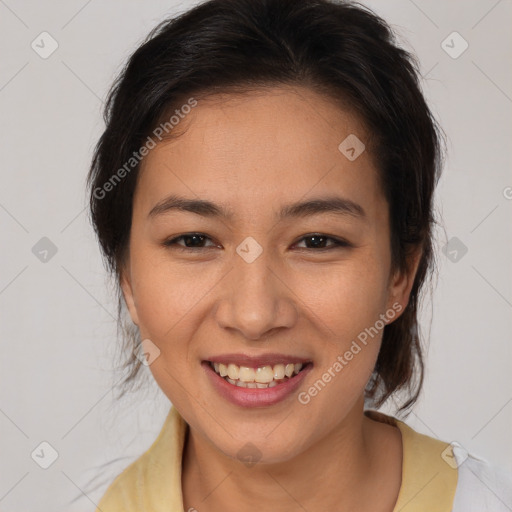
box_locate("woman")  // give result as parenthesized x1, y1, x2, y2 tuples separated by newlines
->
(87, 0, 512, 510)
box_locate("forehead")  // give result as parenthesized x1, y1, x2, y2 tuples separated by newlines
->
(135, 85, 385, 225)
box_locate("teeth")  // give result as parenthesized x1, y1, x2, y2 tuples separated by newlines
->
(273, 364, 285, 380)
(285, 363, 295, 378)
(239, 366, 256, 382)
(227, 363, 239, 380)
(210, 361, 305, 387)
(255, 366, 274, 383)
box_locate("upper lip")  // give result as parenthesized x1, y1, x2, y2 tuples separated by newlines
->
(205, 353, 312, 368)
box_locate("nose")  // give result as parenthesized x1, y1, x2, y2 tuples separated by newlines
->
(214, 249, 298, 341)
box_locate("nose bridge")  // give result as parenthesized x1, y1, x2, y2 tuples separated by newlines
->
(216, 241, 297, 340)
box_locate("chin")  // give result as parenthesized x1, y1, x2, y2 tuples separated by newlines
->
(214, 434, 305, 467)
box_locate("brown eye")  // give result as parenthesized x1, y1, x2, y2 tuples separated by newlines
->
(162, 232, 351, 253)
(294, 234, 351, 250)
(163, 233, 217, 251)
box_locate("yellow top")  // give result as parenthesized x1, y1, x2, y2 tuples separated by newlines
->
(96, 406, 458, 511)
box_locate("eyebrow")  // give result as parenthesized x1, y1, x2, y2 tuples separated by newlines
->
(148, 194, 367, 222)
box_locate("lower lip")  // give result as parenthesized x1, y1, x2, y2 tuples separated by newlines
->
(202, 361, 313, 408)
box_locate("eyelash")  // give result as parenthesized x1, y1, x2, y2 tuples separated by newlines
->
(162, 233, 352, 252)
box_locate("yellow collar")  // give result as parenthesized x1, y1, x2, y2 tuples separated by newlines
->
(365, 409, 458, 511)
(98, 406, 458, 511)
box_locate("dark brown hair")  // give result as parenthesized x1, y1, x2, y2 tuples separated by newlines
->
(87, 0, 446, 415)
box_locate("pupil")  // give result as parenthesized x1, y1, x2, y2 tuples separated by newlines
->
(308, 235, 325, 248)
(184, 235, 328, 249)
(185, 234, 204, 247)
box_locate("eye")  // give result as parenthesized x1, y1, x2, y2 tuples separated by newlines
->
(163, 232, 351, 252)
(293, 233, 351, 251)
(163, 233, 217, 251)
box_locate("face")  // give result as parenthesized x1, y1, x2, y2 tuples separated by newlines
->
(121, 85, 419, 463)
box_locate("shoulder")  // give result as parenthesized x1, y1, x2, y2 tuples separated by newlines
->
(365, 409, 512, 511)
(396, 417, 512, 511)
(95, 451, 149, 511)
(95, 406, 187, 512)
(451, 445, 512, 512)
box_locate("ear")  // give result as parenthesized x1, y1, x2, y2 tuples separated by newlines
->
(386, 245, 423, 317)
(120, 263, 140, 326)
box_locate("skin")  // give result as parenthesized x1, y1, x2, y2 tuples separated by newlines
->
(121, 85, 422, 512)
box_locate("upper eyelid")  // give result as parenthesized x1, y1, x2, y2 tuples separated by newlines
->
(165, 233, 349, 248)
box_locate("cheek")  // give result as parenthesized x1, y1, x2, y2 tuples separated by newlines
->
(131, 259, 216, 340)
(129, 260, 212, 403)
(295, 258, 390, 340)
(293, 258, 389, 396)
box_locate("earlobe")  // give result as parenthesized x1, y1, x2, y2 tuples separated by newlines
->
(387, 246, 423, 317)
(120, 269, 139, 326)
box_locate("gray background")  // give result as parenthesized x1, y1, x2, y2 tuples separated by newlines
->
(0, 0, 511, 510)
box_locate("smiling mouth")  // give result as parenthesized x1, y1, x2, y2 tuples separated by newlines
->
(207, 361, 312, 389)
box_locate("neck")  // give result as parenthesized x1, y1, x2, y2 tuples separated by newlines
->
(181, 397, 400, 512)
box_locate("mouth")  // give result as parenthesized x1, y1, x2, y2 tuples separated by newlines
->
(203, 360, 313, 389)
